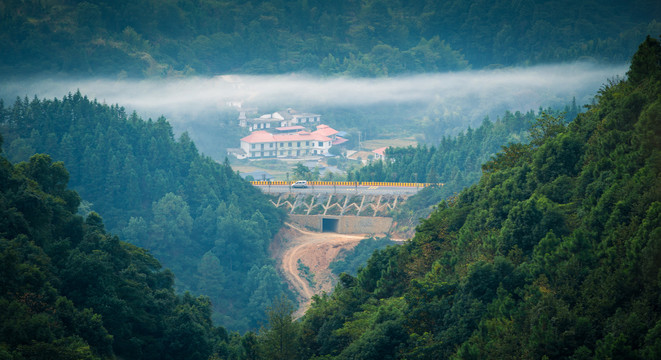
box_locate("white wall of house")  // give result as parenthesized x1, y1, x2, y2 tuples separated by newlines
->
(246, 141, 279, 158)
(240, 139, 332, 159)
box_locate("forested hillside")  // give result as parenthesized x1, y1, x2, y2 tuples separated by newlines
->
(0, 95, 289, 331)
(0, 146, 226, 359)
(348, 106, 579, 232)
(273, 37, 661, 359)
(1, 0, 658, 77)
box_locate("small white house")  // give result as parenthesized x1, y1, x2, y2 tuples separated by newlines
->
(372, 147, 388, 160)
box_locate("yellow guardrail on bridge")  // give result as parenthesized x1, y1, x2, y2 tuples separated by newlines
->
(250, 181, 444, 187)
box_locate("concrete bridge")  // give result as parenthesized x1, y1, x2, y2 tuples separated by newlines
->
(252, 180, 442, 196)
(268, 192, 411, 234)
(270, 192, 405, 217)
(253, 181, 444, 234)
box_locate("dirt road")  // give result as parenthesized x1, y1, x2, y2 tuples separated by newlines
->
(274, 223, 369, 318)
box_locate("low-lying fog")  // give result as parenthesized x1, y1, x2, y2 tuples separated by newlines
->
(1, 62, 627, 158)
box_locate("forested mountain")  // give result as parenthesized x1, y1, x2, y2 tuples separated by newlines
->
(0, 95, 290, 331)
(1, 0, 658, 77)
(0, 146, 225, 359)
(263, 37, 661, 359)
(348, 106, 577, 232)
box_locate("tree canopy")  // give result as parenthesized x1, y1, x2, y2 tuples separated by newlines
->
(0, 148, 225, 359)
(294, 36, 661, 359)
(0, 94, 290, 331)
(0, 0, 658, 77)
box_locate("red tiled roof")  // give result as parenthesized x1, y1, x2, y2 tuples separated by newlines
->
(241, 131, 275, 143)
(373, 146, 388, 156)
(314, 124, 338, 137)
(241, 130, 330, 144)
(332, 137, 349, 146)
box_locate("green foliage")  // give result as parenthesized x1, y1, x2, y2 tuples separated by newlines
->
(296, 37, 661, 359)
(351, 111, 534, 231)
(0, 0, 658, 77)
(0, 153, 228, 359)
(258, 296, 300, 360)
(298, 259, 316, 288)
(628, 36, 661, 86)
(0, 93, 289, 331)
(329, 236, 398, 276)
(293, 162, 319, 181)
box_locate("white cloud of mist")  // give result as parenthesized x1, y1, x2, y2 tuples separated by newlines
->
(0, 62, 626, 158)
(2, 62, 626, 121)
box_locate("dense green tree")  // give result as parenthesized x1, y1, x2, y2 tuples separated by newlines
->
(150, 192, 193, 259)
(297, 37, 661, 359)
(0, 93, 289, 331)
(350, 111, 534, 232)
(0, 0, 658, 77)
(329, 236, 397, 276)
(0, 151, 229, 359)
(258, 296, 300, 360)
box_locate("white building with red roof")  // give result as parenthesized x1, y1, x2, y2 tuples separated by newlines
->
(372, 146, 388, 160)
(240, 129, 333, 159)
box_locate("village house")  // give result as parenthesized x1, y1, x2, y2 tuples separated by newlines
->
(372, 146, 388, 160)
(239, 108, 321, 132)
(231, 108, 347, 160)
(238, 127, 335, 159)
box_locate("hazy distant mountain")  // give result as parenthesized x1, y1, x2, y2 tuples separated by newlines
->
(1, 0, 659, 78)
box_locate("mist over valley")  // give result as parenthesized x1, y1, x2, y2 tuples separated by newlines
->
(2, 62, 626, 159)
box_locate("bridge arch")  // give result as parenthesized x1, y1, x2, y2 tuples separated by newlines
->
(322, 217, 339, 232)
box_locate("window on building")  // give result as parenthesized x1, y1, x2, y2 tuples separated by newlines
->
(288, 142, 292, 147)
(252, 144, 256, 149)
(318, 141, 323, 146)
(306, 141, 309, 146)
(297, 142, 301, 147)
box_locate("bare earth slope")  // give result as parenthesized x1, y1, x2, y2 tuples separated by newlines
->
(271, 223, 368, 318)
